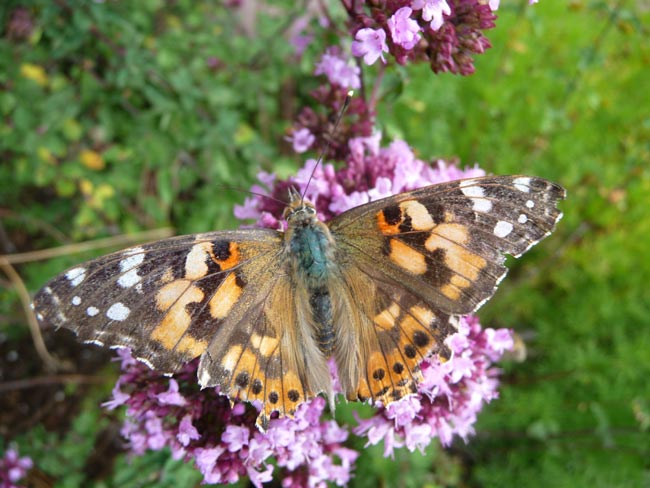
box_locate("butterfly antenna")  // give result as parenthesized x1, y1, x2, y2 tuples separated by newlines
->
(300, 90, 354, 204)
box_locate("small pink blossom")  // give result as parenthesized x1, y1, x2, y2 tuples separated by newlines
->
(101, 380, 130, 410)
(413, 0, 451, 31)
(177, 415, 201, 446)
(1, 448, 32, 485)
(156, 379, 186, 406)
(351, 28, 389, 65)
(287, 127, 315, 153)
(387, 7, 421, 50)
(314, 48, 360, 89)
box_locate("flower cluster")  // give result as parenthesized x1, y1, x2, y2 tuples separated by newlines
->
(107, 349, 358, 487)
(348, 0, 497, 74)
(236, 132, 486, 227)
(289, 47, 375, 162)
(0, 448, 32, 488)
(285, 0, 501, 168)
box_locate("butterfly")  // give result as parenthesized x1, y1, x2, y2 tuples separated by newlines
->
(33, 175, 565, 428)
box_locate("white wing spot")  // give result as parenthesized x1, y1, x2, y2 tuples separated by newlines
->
(185, 243, 210, 280)
(86, 306, 100, 317)
(514, 177, 531, 192)
(117, 248, 145, 288)
(66, 267, 86, 287)
(460, 184, 484, 198)
(494, 221, 514, 238)
(198, 366, 212, 388)
(473, 198, 492, 213)
(71, 296, 81, 306)
(36, 313, 44, 321)
(106, 302, 130, 321)
(460, 184, 492, 213)
(518, 214, 528, 224)
(119, 249, 145, 270)
(526, 200, 535, 208)
(118, 268, 141, 288)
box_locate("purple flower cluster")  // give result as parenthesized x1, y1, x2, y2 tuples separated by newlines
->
(0, 448, 32, 488)
(285, 0, 502, 166)
(291, 47, 375, 162)
(348, 0, 497, 74)
(235, 133, 486, 226)
(107, 349, 357, 487)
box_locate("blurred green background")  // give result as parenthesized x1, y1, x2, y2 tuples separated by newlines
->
(1, 1, 649, 486)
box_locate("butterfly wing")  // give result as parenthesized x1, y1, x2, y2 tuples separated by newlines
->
(328, 266, 457, 405)
(198, 274, 331, 428)
(328, 175, 565, 404)
(330, 175, 565, 315)
(33, 229, 329, 427)
(33, 230, 283, 372)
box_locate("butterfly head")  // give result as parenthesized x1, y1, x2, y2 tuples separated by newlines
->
(283, 187, 318, 227)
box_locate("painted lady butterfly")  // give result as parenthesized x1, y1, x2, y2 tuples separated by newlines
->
(33, 175, 565, 428)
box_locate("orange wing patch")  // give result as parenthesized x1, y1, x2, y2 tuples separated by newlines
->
(388, 239, 427, 275)
(376, 199, 436, 235)
(152, 280, 207, 354)
(425, 224, 487, 301)
(209, 273, 243, 319)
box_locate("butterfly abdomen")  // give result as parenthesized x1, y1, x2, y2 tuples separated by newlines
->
(309, 288, 334, 356)
(286, 210, 337, 356)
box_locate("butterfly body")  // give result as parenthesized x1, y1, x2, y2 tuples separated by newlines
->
(33, 175, 565, 428)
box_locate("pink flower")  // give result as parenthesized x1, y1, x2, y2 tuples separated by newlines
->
(0, 448, 33, 485)
(222, 425, 250, 452)
(413, 0, 451, 31)
(101, 380, 130, 410)
(177, 415, 201, 446)
(314, 48, 360, 89)
(387, 7, 421, 50)
(286, 127, 315, 153)
(351, 28, 389, 65)
(156, 379, 187, 406)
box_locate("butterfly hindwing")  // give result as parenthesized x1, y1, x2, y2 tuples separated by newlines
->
(198, 276, 330, 428)
(331, 267, 455, 405)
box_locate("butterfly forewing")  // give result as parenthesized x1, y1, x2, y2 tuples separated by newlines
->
(33, 230, 282, 373)
(330, 175, 565, 316)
